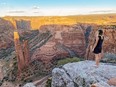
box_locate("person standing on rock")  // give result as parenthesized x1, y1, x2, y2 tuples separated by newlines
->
(92, 29, 104, 67)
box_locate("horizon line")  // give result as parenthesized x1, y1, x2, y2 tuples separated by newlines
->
(1, 13, 116, 17)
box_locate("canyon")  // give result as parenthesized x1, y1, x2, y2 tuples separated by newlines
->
(0, 14, 116, 86)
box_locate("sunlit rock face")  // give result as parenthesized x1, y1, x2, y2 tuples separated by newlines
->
(0, 17, 40, 58)
(31, 24, 116, 65)
(31, 24, 89, 65)
(0, 17, 116, 65)
(52, 61, 116, 87)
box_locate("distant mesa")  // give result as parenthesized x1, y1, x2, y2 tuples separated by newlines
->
(3, 13, 116, 30)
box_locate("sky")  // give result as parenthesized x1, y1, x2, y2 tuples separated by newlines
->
(0, 0, 116, 16)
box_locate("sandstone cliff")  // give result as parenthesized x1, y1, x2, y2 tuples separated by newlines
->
(0, 18, 15, 49)
(0, 16, 116, 86)
(3, 14, 116, 29)
(0, 18, 15, 59)
(31, 24, 116, 65)
(0, 20, 116, 66)
(52, 61, 116, 87)
(31, 24, 87, 64)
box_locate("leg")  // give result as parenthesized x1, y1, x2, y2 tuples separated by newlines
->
(96, 53, 102, 67)
(101, 50, 104, 58)
(98, 53, 102, 61)
(95, 54, 99, 67)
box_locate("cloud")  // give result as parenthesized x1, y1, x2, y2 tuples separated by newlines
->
(1, 7, 116, 17)
(32, 6, 40, 10)
(89, 10, 116, 14)
(7, 10, 25, 13)
(33, 11, 40, 13)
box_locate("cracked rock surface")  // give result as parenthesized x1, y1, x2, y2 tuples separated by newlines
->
(52, 61, 116, 87)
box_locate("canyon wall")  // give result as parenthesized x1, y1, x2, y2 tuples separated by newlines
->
(31, 24, 88, 65)
(0, 18, 39, 61)
(0, 18, 15, 59)
(31, 24, 116, 65)
(0, 17, 116, 70)
(0, 16, 115, 84)
(0, 18, 15, 49)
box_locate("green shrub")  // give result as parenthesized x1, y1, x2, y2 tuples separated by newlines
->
(57, 57, 81, 66)
(45, 78, 52, 87)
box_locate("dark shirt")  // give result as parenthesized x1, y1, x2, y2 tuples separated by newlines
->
(93, 35, 104, 54)
(96, 36, 104, 48)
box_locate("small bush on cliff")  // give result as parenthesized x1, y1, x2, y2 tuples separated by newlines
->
(45, 78, 52, 87)
(57, 57, 81, 66)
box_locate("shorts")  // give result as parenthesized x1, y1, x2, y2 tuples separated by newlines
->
(93, 47, 102, 54)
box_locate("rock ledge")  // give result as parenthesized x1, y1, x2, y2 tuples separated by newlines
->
(52, 61, 116, 87)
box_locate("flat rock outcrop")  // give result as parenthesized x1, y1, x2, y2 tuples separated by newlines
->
(52, 61, 116, 87)
(23, 83, 36, 87)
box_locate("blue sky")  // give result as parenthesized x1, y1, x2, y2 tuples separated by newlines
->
(0, 0, 116, 16)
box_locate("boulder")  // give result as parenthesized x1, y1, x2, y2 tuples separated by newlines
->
(52, 61, 116, 87)
(23, 83, 36, 87)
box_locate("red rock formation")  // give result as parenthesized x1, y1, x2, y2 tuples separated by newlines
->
(23, 40, 30, 65)
(31, 24, 87, 66)
(1, 17, 116, 71)
(32, 24, 116, 65)
(14, 31, 32, 74)
(14, 32, 25, 73)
